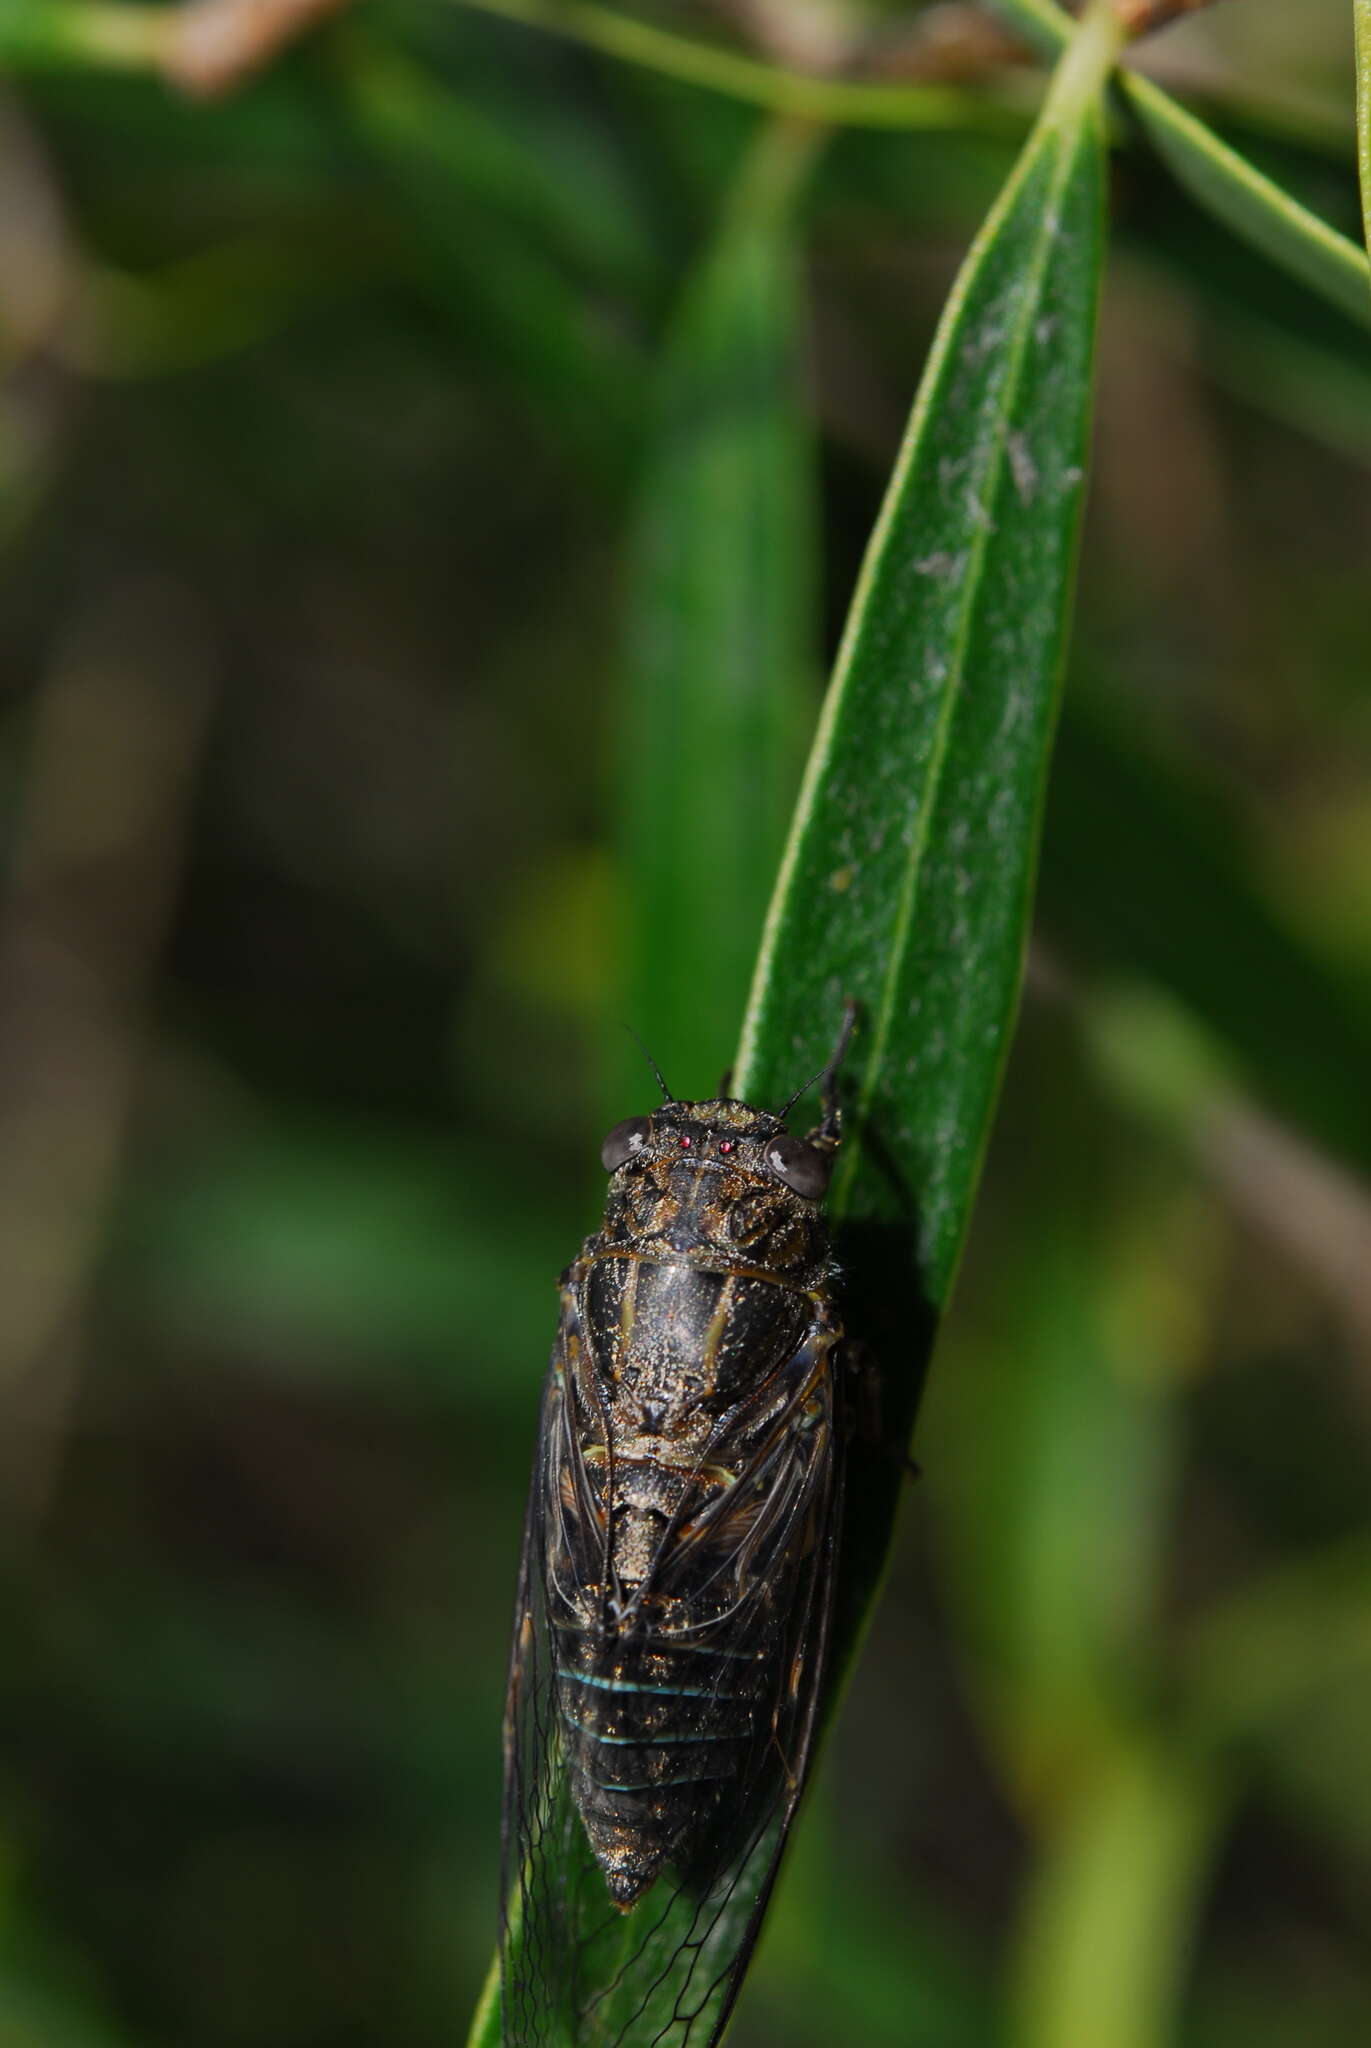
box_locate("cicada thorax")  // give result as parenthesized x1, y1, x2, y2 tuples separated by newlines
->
(547, 1101, 839, 1909)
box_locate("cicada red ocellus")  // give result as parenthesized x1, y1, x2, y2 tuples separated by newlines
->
(499, 1012, 854, 2047)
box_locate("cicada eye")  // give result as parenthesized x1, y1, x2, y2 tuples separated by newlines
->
(765, 1136, 832, 1200)
(601, 1116, 652, 1172)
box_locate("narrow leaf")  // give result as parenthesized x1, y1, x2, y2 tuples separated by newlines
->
(735, 0, 1119, 1683)
(1012, 1740, 1225, 2048)
(1042, 706, 1371, 1177)
(738, 15, 1112, 1275)
(339, 28, 659, 298)
(1178, 1535, 1371, 1749)
(614, 119, 817, 1106)
(341, 43, 644, 475)
(987, 0, 1371, 328)
(1357, 0, 1371, 274)
(1124, 72, 1371, 331)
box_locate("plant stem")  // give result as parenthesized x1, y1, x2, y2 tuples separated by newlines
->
(1116, 0, 1217, 36)
(445, 0, 1025, 133)
(1045, 0, 1127, 119)
(1357, 1, 1371, 284)
(0, 1, 171, 68)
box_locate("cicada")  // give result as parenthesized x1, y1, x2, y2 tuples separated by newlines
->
(499, 1011, 854, 2048)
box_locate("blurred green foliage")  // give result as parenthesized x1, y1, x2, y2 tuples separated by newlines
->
(1, 3, 1370, 2047)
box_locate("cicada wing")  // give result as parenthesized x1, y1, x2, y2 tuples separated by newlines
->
(501, 1295, 841, 2048)
(581, 1344, 843, 2048)
(501, 1287, 611, 2048)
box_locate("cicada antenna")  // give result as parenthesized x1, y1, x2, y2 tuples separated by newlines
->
(777, 998, 859, 1130)
(817, 997, 858, 1142)
(623, 1025, 674, 1104)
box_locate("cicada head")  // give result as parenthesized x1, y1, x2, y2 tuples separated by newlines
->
(601, 1096, 838, 1201)
(601, 1004, 856, 1235)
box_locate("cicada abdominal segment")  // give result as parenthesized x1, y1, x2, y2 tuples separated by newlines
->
(500, 1008, 855, 2048)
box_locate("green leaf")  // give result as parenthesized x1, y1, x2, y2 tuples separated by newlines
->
(737, 14, 1114, 1276)
(987, 0, 1371, 328)
(1010, 1738, 1226, 2048)
(734, 0, 1117, 1694)
(1357, 0, 1371, 274)
(341, 39, 645, 475)
(927, 1130, 1218, 2048)
(339, 28, 660, 299)
(755, 1809, 999, 2047)
(1041, 707, 1371, 1178)
(1178, 1535, 1371, 1752)
(1124, 73, 1371, 332)
(615, 118, 817, 1108)
(1174, 289, 1371, 469)
(116, 1123, 574, 1411)
(59, 237, 375, 379)
(934, 1192, 1179, 1760)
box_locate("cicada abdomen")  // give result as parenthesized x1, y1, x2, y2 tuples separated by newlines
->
(500, 1013, 853, 2048)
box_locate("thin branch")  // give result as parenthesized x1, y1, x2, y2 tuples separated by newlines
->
(443, 0, 1025, 133)
(1029, 950, 1371, 1358)
(1117, 0, 1219, 37)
